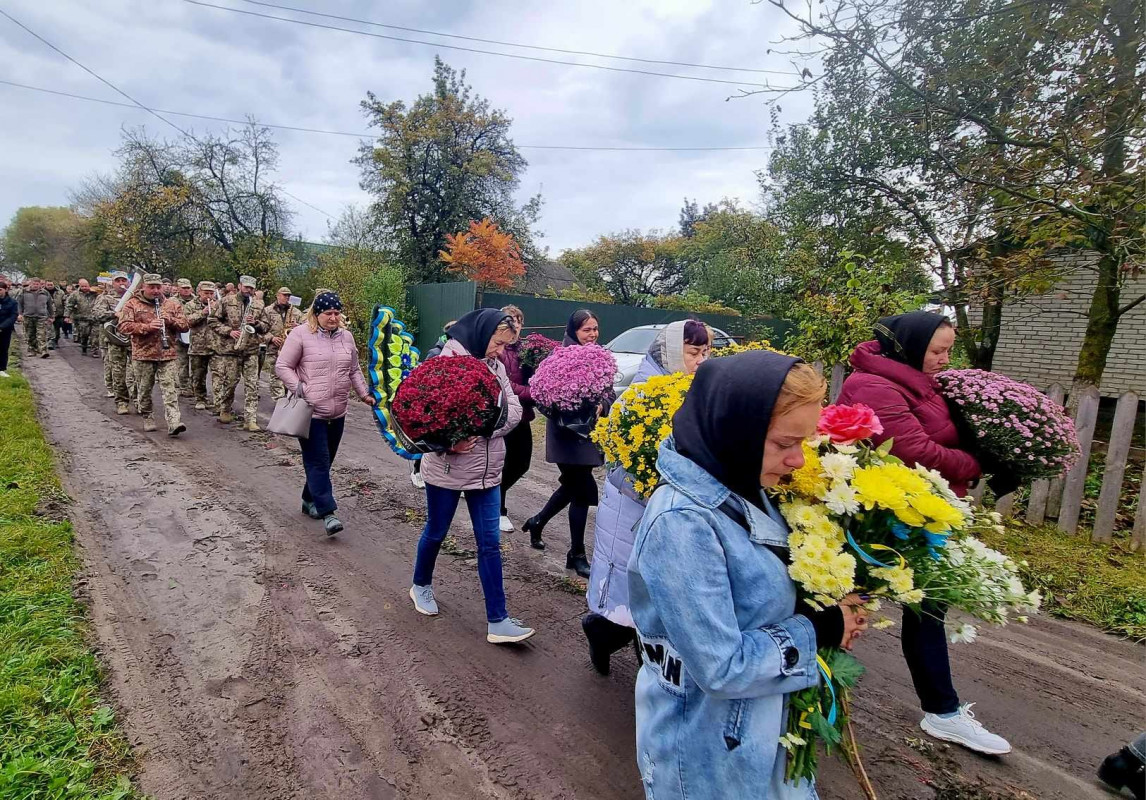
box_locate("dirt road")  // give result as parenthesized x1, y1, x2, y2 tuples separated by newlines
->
(24, 345, 1144, 800)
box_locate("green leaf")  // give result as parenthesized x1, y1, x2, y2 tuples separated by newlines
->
(824, 649, 865, 688)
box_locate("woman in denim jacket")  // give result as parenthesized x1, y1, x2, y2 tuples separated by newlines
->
(628, 352, 868, 799)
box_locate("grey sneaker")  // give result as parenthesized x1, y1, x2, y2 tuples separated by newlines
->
(487, 617, 535, 644)
(921, 704, 1011, 755)
(323, 514, 343, 536)
(410, 584, 439, 616)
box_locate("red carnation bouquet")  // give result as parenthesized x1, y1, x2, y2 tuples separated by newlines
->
(391, 356, 504, 452)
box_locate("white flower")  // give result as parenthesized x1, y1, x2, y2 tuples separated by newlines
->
(820, 452, 858, 481)
(1026, 590, 1043, 611)
(948, 623, 978, 644)
(822, 480, 861, 516)
(833, 443, 860, 455)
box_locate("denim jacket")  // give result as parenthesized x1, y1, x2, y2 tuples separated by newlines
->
(628, 438, 821, 800)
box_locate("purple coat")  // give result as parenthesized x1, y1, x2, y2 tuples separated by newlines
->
(836, 340, 980, 496)
(498, 341, 536, 424)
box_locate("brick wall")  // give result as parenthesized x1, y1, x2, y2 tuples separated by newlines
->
(975, 251, 1145, 397)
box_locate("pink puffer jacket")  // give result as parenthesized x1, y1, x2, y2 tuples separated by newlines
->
(419, 339, 523, 492)
(274, 324, 369, 420)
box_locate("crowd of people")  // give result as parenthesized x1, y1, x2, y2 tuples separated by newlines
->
(3, 277, 1143, 799)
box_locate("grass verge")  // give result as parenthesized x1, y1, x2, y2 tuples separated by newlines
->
(0, 357, 141, 799)
(979, 520, 1146, 642)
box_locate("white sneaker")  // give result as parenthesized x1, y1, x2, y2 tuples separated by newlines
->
(410, 584, 439, 616)
(499, 515, 514, 533)
(921, 704, 1011, 755)
(0, 371, 9, 378)
(410, 461, 425, 490)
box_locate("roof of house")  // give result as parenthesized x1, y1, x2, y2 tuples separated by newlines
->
(515, 259, 579, 295)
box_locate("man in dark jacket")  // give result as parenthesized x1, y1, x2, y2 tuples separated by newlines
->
(0, 279, 18, 376)
(17, 277, 52, 358)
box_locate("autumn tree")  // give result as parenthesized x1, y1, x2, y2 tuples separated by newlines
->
(439, 217, 525, 293)
(1, 206, 90, 282)
(355, 58, 542, 284)
(766, 0, 1145, 391)
(559, 230, 687, 307)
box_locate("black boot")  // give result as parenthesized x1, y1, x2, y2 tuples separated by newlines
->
(1098, 747, 1145, 800)
(566, 551, 591, 579)
(523, 516, 546, 550)
(583, 613, 636, 676)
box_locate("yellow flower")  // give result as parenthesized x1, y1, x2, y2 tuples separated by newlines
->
(908, 492, 965, 530)
(789, 444, 829, 498)
(851, 466, 908, 511)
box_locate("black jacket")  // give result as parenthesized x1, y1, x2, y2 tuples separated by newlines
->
(0, 295, 18, 331)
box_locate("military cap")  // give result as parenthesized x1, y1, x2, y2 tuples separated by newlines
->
(238, 275, 257, 288)
(276, 286, 291, 295)
(196, 281, 216, 292)
(176, 278, 193, 289)
(143, 273, 164, 285)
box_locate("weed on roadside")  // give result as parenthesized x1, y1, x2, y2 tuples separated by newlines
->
(0, 362, 142, 798)
(980, 520, 1146, 642)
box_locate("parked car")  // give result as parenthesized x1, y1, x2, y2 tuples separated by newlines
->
(605, 323, 734, 394)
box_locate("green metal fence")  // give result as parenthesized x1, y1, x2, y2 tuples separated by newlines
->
(407, 281, 794, 351)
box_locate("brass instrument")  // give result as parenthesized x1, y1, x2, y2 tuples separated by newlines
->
(101, 271, 142, 348)
(236, 294, 256, 349)
(154, 295, 170, 350)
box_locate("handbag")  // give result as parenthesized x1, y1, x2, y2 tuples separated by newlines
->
(268, 383, 314, 438)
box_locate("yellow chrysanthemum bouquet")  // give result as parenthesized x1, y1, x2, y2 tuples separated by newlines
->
(593, 373, 694, 498)
(773, 404, 1039, 790)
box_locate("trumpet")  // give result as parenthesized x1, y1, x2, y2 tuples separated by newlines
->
(154, 295, 170, 350)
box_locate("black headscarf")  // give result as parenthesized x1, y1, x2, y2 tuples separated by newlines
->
(449, 308, 512, 358)
(672, 350, 802, 507)
(873, 311, 948, 372)
(564, 309, 598, 346)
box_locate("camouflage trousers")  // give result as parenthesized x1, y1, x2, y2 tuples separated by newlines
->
(176, 343, 191, 394)
(265, 347, 287, 401)
(211, 352, 259, 422)
(105, 344, 136, 405)
(74, 320, 97, 353)
(23, 316, 48, 355)
(135, 359, 183, 431)
(189, 354, 211, 405)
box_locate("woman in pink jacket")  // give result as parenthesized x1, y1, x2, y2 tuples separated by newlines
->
(407, 309, 536, 645)
(275, 292, 374, 537)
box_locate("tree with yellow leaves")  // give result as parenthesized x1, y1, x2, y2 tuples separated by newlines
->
(439, 218, 525, 292)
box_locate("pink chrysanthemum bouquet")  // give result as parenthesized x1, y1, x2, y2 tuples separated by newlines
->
(529, 343, 617, 438)
(936, 369, 1079, 481)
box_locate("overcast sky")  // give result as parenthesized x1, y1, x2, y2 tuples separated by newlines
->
(0, 0, 816, 255)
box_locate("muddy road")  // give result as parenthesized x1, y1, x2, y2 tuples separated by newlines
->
(24, 345, 1144, 800)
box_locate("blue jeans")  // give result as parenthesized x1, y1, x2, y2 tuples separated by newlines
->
(299, 416, 345, 517)
(413, 484, 507, 623)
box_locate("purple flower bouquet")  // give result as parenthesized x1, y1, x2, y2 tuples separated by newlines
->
(530, 343, 617, 438)
(936, 369, 1080, 481)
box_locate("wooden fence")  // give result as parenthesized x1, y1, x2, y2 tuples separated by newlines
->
(817, 363, 1144, 550)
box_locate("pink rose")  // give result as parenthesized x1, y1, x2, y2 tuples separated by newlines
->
(817, 403, 884, 445)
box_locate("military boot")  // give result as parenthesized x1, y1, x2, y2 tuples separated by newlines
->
(219, 411, 234, 424)
(142, 418, 157, 432)
(116, 402, 129, 415)
(244, 418, 260, 432)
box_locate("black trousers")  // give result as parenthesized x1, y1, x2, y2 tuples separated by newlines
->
(0, 328, 11, 371)
(902, 602, 960, 715)
(535, 463, 598, 557)
(500, 421, 533, 515)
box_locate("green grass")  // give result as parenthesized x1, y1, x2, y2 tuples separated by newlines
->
(979, 520, 1146, 642)
(0, 357, 141, 799)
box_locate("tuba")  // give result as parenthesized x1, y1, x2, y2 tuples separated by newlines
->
(102, 272, 142, 348)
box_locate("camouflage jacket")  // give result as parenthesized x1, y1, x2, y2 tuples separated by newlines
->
(261, 303, 304, 350)
(182, 297, 216, 356)
(117, 295, 189, 361)
(49, 290, 67, 318)
(209, 292, 266, 356)
(91, 291, 124, 324)
(64, 290, 98, 320)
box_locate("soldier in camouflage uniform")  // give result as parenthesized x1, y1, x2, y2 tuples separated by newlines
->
(93, 273, 137, 412)
(44, 281, 66, 350)
(209, 274, 266, 431)
(64, 278, 101, 356)
(173, 278, 196, 396)
(262, 286, 304, 402)
(118, 274, 189, 435)
(17, 277, 52, 358)
(183, 281, 217, 410)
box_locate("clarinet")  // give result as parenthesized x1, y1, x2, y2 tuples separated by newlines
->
(154, 296, 170, 350)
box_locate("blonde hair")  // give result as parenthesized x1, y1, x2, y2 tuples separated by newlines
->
(774, 362, 827, 419)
